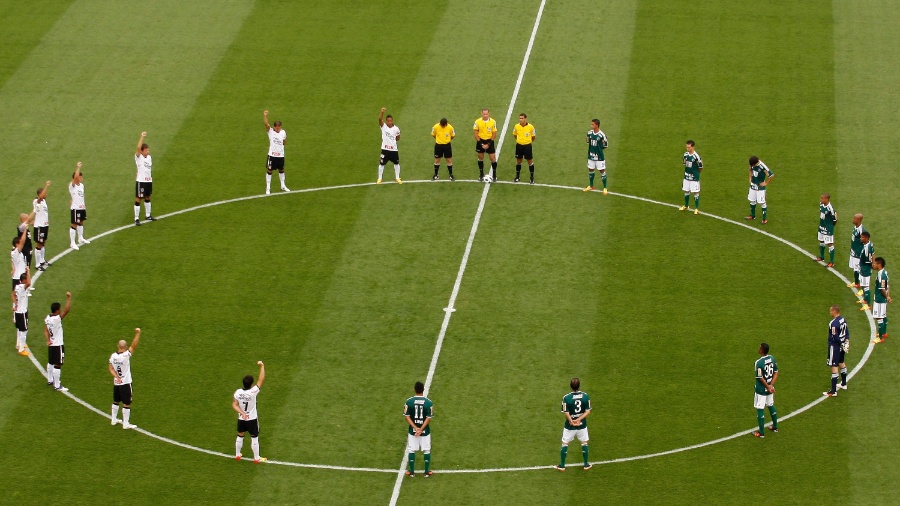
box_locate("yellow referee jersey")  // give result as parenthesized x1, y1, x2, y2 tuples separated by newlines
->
(473, 117, 497, 140)
(432, 123, 455, 145)
(513, 123, 535, 145)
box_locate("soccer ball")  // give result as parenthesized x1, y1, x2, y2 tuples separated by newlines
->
(482, 175, 494, 183)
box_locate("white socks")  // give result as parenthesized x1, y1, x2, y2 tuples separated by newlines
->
(378, 165, 385, 180)
(35, 248, 44, 265)
(278, 172, 286, 187)
(16, 330, 26, 351)
(69, 228, 77, 245)
(111, 404, 120, 421)
(52, 367, 61, 388)
(122, 408, 131, 425)
(134, 204, 140, 220)
(236, 435, 244, 456)
(394, 165, 401, 179)
(144, 201, 151, 218)
(77, 225, 84, 241)
(265, 173, 272, 191)
(251, 436, 260, 460)
(46, 363, 52, 381)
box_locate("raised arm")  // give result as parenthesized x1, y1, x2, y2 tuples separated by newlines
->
(378, 107, 386, 127)
(263, 110, 270, 131)
(136, 132, 147, 155)
(14, 227, 27, 251)
(60, 291, 72, 319)
(129, 328, 141, 353)
(256, 361, 265, 388)
(71, 162, 82, 184)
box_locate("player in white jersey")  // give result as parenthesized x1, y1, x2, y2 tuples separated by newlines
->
(44, 291, 72, 391)
(33, 181, 52, 270)
(68, 162, 89, 250)
(377, 107, 402, 184)
(16, 212, 34, 269)
(133, 132, 157, 226)
(109, 328, 141, 429)
(12, 269, 31, 355)
(11, 227, 28, 291)
(233, 361, 266, 463)
(264, 110, 290, 194)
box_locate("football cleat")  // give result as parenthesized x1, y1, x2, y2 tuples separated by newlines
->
(530, 179, 534, 184)
(134, 220, 141, 226)
(111, 418, 120, 426)
(871, 337, 883, 344)
(78, 238, 91, 244)
(37, 264, 46, 271)
(423, 471, 433, 477)
(583, 186, 594, 192)
(837, 383, 848, 390)
(405, 471, 414, 477)
(752, 431, 764, 438)
(761, 219, 768, 224)
(18, 350, 30, 356)
(395, 178, 403, 185)
(855, 290, 864, 297)
(860, 305, 870, 311)
(235, 454, 242, 461)
(583, 464, 593, 470)
(882, 334, 889, 341)
(265, 189, 271, 195)
(514, 177, 520, 182)
(745, 216, 756, 220)
(70, 243, 79, 250)
(254, 457, 267, 464)
(826, 262, 834, 268)
(813, 257, 824, 262)
(449, 175, 455, 181)
(602, 188, 608, 195)
(693, 209, 700, 215)
(146, 215, 157, 221)
(432, 175, 439, 180)
(678, 206, 687, 211)
(847, 283, 855, 288)
(123, 423, 136, 430)
(770, 427, 779, 433)
(55, 386, 69, 392)
(822, 391, 837, 397)
(554, 465, 566, 472)
(376, 179, 382, 184)
(281, 186, 290, 192)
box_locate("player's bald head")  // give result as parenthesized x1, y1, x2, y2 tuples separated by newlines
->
(117, 340, 128, 351)
(853, 213, 863, 226)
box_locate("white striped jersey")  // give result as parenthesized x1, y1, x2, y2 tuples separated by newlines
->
(14, 283, 30, 313)
(45, 314, 64, 346)
(109, 350, 134, 384)
(69, 182, 85, 210)
(33, 198, 49, 227)
(135, 154, 152, 182)
(234, 385, 261, 420)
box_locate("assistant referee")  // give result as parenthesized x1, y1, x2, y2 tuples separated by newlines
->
(432, 118, 455, 181)
(512, 113, 535, 183)
(473, 108, 498, 180)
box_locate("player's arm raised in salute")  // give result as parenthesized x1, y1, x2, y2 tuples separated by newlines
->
(136, 132, 147, 155)
(60, 291, 72, 319)
(255, 360, 265, 387)
(378, 107, 386, 127)
(263, 110, 271, 131)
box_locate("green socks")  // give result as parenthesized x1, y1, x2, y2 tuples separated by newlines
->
(424, 453, 431, 473)
(854, 271, 860, 284)
(829, 247, 835, 263)
(581, 445, 589, 466)
(762, 206, 767, 220)
(750, 203, 757, 218)
(559, 446, 568, 467)
(819, 244, 826, 259)
(601, 174, 607, 188)
(694, 195, 700, 208)
(757, 408, 766, 434)
(408, 453, 415, 473)
(684, 194, 690, 207)
(864, 289, 871, 306)
(767, 405, 778, 429)
(589, 172, 595, 187)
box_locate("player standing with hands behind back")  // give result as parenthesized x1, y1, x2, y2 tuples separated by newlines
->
(68, 162, 89, 250)
(263, 110, 289, 194)
(134, 132, 156, 226)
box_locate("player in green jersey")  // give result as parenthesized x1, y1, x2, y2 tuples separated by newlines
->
(857, 231, 874, 311)
(752, 343, 779, 438)
(847, 214, 865, 289)
(815, 193, 838, 267)
(872, 257, 891, 343)
(403, 381, 434, 477)
(556, 377, 592, 471)
(745, 156, 774, 224)
(679, 140, 703, 215)
(584, 119, 609, 194)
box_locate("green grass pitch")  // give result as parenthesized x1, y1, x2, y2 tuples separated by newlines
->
(0, 0, 897, 504)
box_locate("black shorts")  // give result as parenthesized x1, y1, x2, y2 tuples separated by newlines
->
(475, 138, 496, 154)
(514, 143, 534, 160)
(380, 149, 400, 166)
(237, 418, 260, 437)
(827, 344, 845, 367)
(434, 143, 453, 159)
(48, 345, 65, 366)
(135, 181, 153, 199)
(14, 312, 28, 331)
(113, 383, 133, 405)
(70, 209, 87, 225)
(267, 155, 285, 171)
(34, 226, 49, 245)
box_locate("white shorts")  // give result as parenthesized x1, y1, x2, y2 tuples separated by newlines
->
(588, 160, 606, 171)
(561, 427, 589, 444)
(753, 393, 774, 409)
(682, 180, 700, 193)
(873, 302, 886, 319)
(817, 232, 834, 244)
(747, 188, 766, 204)
(406, 433, 431, 453)
(860, 275, 870, 289)
(849, 256, 860, 271)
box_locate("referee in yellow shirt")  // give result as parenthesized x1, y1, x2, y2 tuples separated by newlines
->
(473, 108, 498, 180)
(512, 113, 536, 183)
(431, 118, 455, 181)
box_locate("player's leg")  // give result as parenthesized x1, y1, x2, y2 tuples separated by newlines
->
(446, 156, 454, 180)
(859, 275, 871, 309)
(393, 153, 401, 183)
(406, 434, 419, 476)
(558, 429, 575, 470)
(759, 191, 767, 222)
(121, 385, 134, 428)
(111, 386, 121, 424)
(693, 184, 700, 211)
(577, 429, 591, 468)
(598, 168, 607, 193)
(265, 156, 273, 194)
(766, 395, 778, 431)
(422, 435, 432, 476)
(515, 156, 523, 182)
(680, 180, 690, 209)
(250, 421, 265, 462)
(816, 232, 826, 261)
(489, 147, 498, 180)
(824, 362, 839, 396)
(433, 148, 441, 180)
(69, 211, 78, 249)
(76, 212, 88, 244)
(476, 141, 485, 178)
(826, 239, 835, 266)
(235, 428, 245, 460)
(839, 361, 848, 388)
(144, 196, 153, 220)
(586, 164, 595, 191)
(753, 394, 766, 436)
(528, 157, 535, 184)
(46, 347, 53, 385)
(134, 181, 142, 222)
(377, 151, 386, 183)
(746, 189, 756, 219)
(278, 168, 289, 192)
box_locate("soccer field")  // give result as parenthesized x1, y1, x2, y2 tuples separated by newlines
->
(1, 1, 898, 504)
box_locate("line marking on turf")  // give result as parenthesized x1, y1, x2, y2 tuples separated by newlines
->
(388, 1, 548, 502)
(23, 181, 877, 476)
